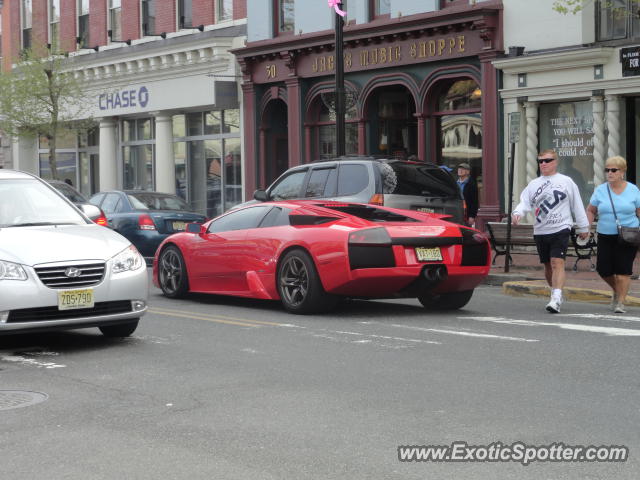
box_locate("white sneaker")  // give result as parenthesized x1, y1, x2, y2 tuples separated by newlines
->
(611, 293, 619, 312)
(614, 303, 626, 314)
(546, 298, 561, 314)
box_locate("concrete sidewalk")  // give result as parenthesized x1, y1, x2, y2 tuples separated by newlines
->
(485, 250, 640, 306)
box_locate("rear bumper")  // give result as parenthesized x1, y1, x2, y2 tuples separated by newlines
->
(324, 264, 489, 297)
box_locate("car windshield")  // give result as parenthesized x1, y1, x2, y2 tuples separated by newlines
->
(128, 192, 190, 211)
(0, 178, 87, 228)
(379, 162, 460, 197)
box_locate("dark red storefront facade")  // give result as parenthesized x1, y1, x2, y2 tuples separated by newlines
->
(234, 2, 504, 229)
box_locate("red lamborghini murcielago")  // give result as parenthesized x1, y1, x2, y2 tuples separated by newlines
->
(152, 201, 491, 314)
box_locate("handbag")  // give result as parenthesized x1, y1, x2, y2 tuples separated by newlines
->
(606, 184, 640, 246)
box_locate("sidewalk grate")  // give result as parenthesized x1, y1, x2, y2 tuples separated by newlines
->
(0, 391, 48, 411)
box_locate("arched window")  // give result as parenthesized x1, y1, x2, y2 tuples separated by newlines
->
(310, 93, 358, 161)
(433, 78, 483, 200)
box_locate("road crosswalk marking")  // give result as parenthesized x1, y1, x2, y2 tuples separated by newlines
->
(459, 316, 640, 337)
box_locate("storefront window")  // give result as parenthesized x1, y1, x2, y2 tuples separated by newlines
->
(39, 152, 76, 183)
(122, 118, 155, 190)
(38, 126, 99, 193)
(373, 88, 417, 159)
(539, 101, 595, 204)
(173, 109, 242, 217)
(123, 145, 153, 190)
(438, 80, 482, 111)
(315, 94, 357, 160)
(223, 109, 240, 133)
(205, 112, 221, 134)
(173, 115, 186, 137)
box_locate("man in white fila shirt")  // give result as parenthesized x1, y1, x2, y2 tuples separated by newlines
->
(512, 149, 590, 313)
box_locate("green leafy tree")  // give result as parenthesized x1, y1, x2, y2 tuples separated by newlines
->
(0, 46, 94, 179)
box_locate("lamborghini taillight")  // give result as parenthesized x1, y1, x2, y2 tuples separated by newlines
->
(348, 227, 391, 246)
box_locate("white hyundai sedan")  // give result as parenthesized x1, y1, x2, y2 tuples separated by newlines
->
(0, 170, 147, 337)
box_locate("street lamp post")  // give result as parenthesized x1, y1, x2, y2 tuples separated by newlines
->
(331, 0, 346, 156)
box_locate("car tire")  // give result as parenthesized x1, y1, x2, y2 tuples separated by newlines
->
(99, 320, 139, 338)
(418, 289, 474, 311)
(277, 249, 337, 314)
(158, 246, 189, 298)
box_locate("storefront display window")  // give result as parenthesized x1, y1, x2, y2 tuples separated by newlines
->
(123, 145, 153, 190)
(315, 97, 357, 160)
(122, 117, 155, 190)
(173, 109, 242, 217)
(38, 126, 99, 192)
(539, 101, 595, 204)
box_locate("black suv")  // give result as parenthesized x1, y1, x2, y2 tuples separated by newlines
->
(251, 156, 465, 224)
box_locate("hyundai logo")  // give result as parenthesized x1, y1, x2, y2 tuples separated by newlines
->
(65, 267, 81, 278)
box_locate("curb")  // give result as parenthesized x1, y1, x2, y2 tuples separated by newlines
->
(502, 281, 640, 307)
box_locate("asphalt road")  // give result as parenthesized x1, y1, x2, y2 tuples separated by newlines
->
(1, 282, 639, 479)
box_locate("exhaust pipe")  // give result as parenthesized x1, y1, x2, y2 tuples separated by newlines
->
(423, 265, 448, 283)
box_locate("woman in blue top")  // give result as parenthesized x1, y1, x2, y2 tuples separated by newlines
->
(586, 156, 640, 313)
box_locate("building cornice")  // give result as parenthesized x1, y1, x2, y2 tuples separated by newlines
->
(493, 47, 614, 74)
(233, 2, 503, 59)
(499, 75, 640, 101)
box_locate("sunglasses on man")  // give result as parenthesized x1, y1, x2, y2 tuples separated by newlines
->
(536, 157, 555, 164)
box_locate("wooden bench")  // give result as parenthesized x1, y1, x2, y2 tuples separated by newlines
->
(486, 222, 596, 272)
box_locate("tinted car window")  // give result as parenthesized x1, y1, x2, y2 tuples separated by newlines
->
(305, 167, 336, 198)
(337, 164, 368, 196)
(319, 204, 417, 223)
(101, 193, 122, 214)
(208, 206, 271, 233)
(269, 170, 307, 200)
(259, 207, 291, 228)
(379, 162, 460, 197)
(128, 193, 190, 211)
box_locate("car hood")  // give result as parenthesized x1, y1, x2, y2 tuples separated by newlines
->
(0, 224, 131, 266)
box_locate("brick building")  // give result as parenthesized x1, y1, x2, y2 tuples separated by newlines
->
(234, 0, 504, 228)
(0, 0, 247, 218)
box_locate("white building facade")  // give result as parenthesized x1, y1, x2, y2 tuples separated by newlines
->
(495, 0, 640, 210)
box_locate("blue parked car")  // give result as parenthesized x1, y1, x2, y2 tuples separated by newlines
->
(89, 190, 207, 261)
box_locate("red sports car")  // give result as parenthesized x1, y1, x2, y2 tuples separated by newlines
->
(152, 201, 491, 314)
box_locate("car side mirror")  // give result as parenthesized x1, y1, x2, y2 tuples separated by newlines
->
(80, 204, 103, 222)
(186, 222, 204, 234)
(254, 189, 268, 201)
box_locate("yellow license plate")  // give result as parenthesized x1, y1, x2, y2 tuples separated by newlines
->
(173, 221, 187, 231)
(417, 207, 435, 213)
(58, 289, 94, 310)
(415, 247, 442, 262)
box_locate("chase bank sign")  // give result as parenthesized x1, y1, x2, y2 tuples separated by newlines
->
(99, 86, 149, 111)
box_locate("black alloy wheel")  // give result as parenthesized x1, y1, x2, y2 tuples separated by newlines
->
(158, 246, 189, 298)
(277, 249, 337, 314)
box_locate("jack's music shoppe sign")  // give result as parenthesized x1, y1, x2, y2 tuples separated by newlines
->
(251, 29, 487, 84)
